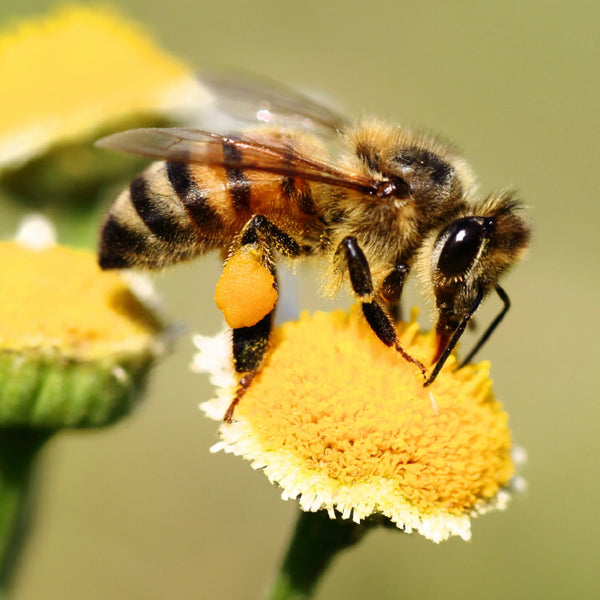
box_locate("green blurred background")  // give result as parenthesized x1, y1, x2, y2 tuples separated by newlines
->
(1, 0, 598, 598)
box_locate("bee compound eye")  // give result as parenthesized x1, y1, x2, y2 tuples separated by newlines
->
(436, 218, 486, 278)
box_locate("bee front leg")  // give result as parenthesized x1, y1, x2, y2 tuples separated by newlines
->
(338, 236, 426, 378)
(222, 215, 303, 422)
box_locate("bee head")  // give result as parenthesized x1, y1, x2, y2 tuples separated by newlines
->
(426, 192, 531, 358)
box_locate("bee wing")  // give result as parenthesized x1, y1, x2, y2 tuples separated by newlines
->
(97, 127, 375, 193)
(198, 70, 348, 138)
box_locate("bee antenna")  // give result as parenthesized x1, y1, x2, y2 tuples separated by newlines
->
(458, 285, 510, 368)
(424, 286, 484, 387)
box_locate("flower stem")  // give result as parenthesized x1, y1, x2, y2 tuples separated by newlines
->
(265, 510, 373, 600)
(0, 429, 53, 596)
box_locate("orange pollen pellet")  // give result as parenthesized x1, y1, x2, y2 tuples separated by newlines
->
(214, 248, 278, 329)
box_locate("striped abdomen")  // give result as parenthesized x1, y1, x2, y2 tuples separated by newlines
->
(99, 158, 320, 270)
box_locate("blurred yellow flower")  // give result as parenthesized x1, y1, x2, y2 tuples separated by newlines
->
(0, 4, 205, 169)
(0, 235, 165, 427)
(195, 309, 520, 542)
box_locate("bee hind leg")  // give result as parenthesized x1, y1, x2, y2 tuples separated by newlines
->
(223, 215, 304, 423)
(239, 214, 303, 257)
(224, 311, 274, 423)
(338, 236, 426, 378)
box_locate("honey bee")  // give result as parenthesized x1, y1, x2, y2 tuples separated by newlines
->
(97, 73, 530, 421)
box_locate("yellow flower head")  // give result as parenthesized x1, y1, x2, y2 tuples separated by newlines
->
(0, 5, 204, 169)
(0, 229, 165, 427)
(195, 309, 522, 542)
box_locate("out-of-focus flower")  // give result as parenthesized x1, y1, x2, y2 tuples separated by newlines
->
(0, 230, 165, 428)
(194, 309, 521, 542)
(0, 4, 203, 170)
(0, 6, 189, 591)
(0, 5, 206, 244)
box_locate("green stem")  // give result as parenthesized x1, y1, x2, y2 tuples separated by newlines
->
(0, 429, 53, 597)
(265, 510, 374, 600)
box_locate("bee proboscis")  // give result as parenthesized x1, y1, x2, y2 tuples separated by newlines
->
(97, 72, 530, 421)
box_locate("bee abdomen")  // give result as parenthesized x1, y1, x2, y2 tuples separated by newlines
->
(129, 175, 183, 242)
(166, 161, 227, 238)
(281, 175, 318, 216)
(222, 140, 252, 211)
(99, 162, 224, 270)
(99, 211, 154, 269)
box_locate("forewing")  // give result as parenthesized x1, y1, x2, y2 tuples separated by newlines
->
(97, 127, 374, 193)
(198, 70, 348, 138)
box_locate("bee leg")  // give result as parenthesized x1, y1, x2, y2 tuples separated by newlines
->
(224, 311, 274, 423)
(339, 237, 426, 377)
(239, 214, 303, 258)
(381, 263, 409, 323)
(223, 215, 303, 422)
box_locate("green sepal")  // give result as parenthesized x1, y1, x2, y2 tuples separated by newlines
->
(0, 347, 157, 428)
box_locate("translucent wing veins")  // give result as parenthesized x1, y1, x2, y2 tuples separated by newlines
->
(97, 128, 375, 194)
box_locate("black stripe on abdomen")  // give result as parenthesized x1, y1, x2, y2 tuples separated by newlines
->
(222, 139, 251, 211)
(99, 214, 148, 269)
(281, 176, 317, 215)
(130, 176, 182, 242)
(166, 161, 225, 233)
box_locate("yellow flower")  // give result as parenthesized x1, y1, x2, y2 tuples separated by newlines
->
(0, 4, 204, 169)
(195, 309, 522, 542)
(0, 233, 165, 427)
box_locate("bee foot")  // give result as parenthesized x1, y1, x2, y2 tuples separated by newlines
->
(393, 342, 427, 378)
(223, 372, 256, 423)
